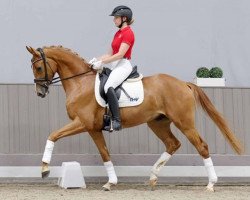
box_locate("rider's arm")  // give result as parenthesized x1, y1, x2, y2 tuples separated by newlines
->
(101, 43, 130, 64)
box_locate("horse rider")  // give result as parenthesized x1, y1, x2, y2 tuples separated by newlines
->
(89, 5, 135, 131)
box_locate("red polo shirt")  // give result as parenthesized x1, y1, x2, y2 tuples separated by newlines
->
(111, 26, 134, 60)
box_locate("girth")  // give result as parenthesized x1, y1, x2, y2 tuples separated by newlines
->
(99, 66, 140, 102)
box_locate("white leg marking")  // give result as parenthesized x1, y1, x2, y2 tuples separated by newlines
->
(203, 157, 218, 192)
(104, 161, 118, 184)
(42, 140, 54, 164)
(150, 152, 171, 180)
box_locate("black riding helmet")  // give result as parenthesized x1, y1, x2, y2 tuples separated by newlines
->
(110, 5, 133, 28)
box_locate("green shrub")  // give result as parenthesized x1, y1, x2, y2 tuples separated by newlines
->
(196, 67, 210, 78)
(209, 67, 223, 78)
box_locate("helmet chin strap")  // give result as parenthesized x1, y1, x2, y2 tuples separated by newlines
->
(118, 17, 126, 28)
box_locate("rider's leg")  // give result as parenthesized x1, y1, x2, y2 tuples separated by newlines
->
(106, 87, 121, 130)
(104, 59, 133, 92)
(104, 59, 133, 131)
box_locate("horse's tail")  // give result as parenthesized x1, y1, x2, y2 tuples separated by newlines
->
(187, 82, 243, 155)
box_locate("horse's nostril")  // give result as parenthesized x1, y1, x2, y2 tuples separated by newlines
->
(37, 92, 46, 98)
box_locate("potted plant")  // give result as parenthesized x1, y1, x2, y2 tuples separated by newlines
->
(194, 67, 225, 87)
(196, 67, 210, 78)
(209, 67, 223, 78)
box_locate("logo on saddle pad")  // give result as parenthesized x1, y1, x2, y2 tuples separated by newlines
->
(95, 67, 144, 108)
(130, 97, 139, 102)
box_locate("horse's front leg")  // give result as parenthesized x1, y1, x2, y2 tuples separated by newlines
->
(42, 117, 85, 178)
(89, 131, 117, 191)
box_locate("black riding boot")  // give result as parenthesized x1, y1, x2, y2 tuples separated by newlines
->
(106, 87, 122, 131)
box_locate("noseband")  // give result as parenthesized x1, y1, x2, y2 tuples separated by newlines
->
(31, 48, 93, 86)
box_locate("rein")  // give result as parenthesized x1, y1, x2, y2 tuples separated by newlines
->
(31, 48, 93, 85)
(49, 70, 93, 84)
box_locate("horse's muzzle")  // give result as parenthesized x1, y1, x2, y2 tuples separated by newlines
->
(35, 83, 49, 98)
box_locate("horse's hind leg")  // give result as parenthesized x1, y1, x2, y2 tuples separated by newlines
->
(147, 118, 181, 188)
(174, 115, 218, 192)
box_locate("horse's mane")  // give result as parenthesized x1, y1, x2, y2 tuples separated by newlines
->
(43, 45, 87, 63)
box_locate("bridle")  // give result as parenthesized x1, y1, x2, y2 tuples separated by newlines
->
(31, 48, 93, 88)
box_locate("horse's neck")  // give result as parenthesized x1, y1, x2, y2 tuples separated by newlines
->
(47, 49, 95, 96)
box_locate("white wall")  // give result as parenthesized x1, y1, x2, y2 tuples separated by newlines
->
(1, 0, 250, 86)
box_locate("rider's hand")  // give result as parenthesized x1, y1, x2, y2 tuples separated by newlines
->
(88, 57, 97, 65)
(92, 60, 103, 70)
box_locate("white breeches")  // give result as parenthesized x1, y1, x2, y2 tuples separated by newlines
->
(104, 59, 133, 94)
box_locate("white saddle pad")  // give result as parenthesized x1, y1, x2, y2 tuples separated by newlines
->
(95, 74, 144, 108)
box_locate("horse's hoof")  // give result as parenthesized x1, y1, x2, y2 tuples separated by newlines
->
(149, 178, 157, 190)
(102, 186, 111, 191)
(102, 182, 116, 191)
(41, 170, 50, 179)
(206, 185, 215, 192)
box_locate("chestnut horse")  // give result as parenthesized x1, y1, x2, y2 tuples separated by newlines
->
(26, 46, 242, 191)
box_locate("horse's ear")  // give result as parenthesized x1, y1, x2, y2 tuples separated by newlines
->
(26, 46, 40, 57)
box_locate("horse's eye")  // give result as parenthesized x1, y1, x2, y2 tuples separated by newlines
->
(37, 66, 43, 72)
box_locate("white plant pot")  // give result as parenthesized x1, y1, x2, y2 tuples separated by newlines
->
(194, 77, 226, 87)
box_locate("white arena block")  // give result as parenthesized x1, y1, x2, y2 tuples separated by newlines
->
(58, 161, 86, 189)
